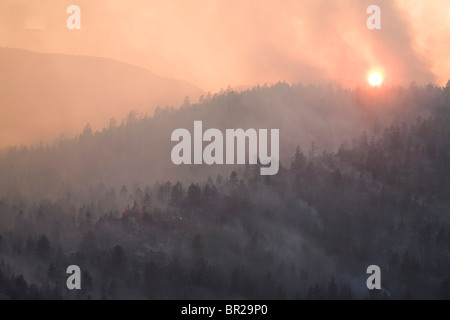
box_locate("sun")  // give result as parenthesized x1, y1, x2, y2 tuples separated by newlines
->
(368, 72, 383, 86)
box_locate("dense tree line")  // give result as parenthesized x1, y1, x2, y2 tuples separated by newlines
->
(0, 82, 445, 200)
(0, 83, 449, 299)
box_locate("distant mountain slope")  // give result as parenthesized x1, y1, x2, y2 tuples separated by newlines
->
(0, 47, 204, 147)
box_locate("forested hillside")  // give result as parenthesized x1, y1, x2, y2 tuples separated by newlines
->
(0, 83, 449, 299)
(0, 82, 443, 200)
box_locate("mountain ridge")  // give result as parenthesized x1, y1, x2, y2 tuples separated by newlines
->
(0, 46, 204, 148)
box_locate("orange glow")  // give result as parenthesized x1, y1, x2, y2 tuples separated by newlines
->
(0, 0, 448, 148)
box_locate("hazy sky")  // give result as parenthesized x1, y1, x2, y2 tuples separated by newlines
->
(1, 0, 449, 91)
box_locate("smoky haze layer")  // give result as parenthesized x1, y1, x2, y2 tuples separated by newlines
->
(0, 83, 444, 202)
(1, 1, 448, 148)
(0, 47, 204, 147)
(0, 0, 447, 92)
